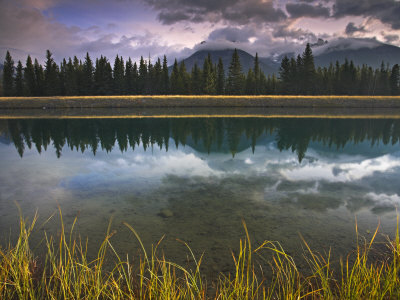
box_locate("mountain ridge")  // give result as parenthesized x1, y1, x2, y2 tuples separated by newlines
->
(177, 38, 400, 75)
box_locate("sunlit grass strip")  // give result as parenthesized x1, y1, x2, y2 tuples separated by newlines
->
(1, 212, 400, 299)
(2, 95, 400, 100)
(3, 114, 400, 119)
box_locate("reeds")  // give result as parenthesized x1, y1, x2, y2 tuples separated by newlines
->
(1, 211, 400, 299)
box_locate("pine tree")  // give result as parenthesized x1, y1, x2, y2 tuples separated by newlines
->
(15, 60, 24, 96)
(44, 50, 60, 96)
(390, 64, 400, 95)
(59, 58, 67, 95)
(3, 51, 14, 96)
(64, 58, 77, 95)
(191, 63, 202, 94)
(216, 58, 225, 94)
(94, 56, 113, 95)
(34, 59, 44, 96)
(162, 55, 169, 94)
(24, 55, 35, 96)
(279, 56, 291, 94)
(125, 58, 136, 94)
(226, 49, 244, 95)
(82, 52, 94, 95)
(138, 56, 147, 94)
(113, 55, 125, 95)
(179, 60, 190, 94)
(202, 54, 216, 94)
(154, 58, 163, 95)
(170, 59, 183, 94)
(254, 53, 261, 94)
(301, 43, 316, 95)
(245, 68, 256, 95)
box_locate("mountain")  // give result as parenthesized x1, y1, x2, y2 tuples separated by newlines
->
(277, 38, 400, 69)
(176, 49, 277, 75)
(313, 38, 400, 69)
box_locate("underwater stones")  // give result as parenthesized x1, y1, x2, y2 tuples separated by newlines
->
(158, 208, 173, 218)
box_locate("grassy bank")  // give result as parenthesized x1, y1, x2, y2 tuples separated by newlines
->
(1, 95, 400, 109)
(1, 212, 400, 299)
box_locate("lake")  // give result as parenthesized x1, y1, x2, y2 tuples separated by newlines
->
(1, 116, 400, 278)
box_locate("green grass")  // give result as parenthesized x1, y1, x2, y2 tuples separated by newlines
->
(1, 210, 400, 299)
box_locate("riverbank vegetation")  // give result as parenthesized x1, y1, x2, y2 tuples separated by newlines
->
(2, 44, 400, 97)
(1, 212, 400, 299)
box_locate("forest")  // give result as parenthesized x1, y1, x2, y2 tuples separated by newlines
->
(1, 44, 400, 96)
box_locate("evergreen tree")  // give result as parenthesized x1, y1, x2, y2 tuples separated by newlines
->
(245, 68, 256, 95)
(15, 60, 24, 96)
(3, 51, 14, 96)
(179, 60, 190, 94)
(162, 55, 169, 94)
(279, 56, 291, 94)
(390, 64, 400, 95)
(254, 53, 261, 94)
(94, 56, 113, 95)
(146, 57, 154, 94)
(138, 56, 147, 94)
(125, 58, 136, 94)
(82, 52, 94, 95)
(170, 59, 183, 94)
(72, 56, 83, 94)
(202, 54, 216, 94)
(64, 58, 78, 95)
(34, 59, 44, 96)
(216, 58, 225, 94)
(153, 58, 163, 94)
(113, 55, 125, 94)
(301, 43, 316, 95)
(44, 50, 60, 96)
(376, 62, 390, 95)
(24, 55, 35, 96)
(191, 63, 202, 94)
(226, 49, 244, 95)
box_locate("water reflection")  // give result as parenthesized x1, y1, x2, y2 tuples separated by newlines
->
(0, 117, 400, 276)
(1, 118, 400, 161)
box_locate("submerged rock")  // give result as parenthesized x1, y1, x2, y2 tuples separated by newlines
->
(158, 209, 173, 218)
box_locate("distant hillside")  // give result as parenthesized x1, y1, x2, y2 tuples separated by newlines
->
(279, 38, 400, 69)
(314, 45, 400, 69)
(176, 49, 277, 75)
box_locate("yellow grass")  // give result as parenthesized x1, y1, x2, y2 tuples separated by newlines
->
(1, 210, 400, 299)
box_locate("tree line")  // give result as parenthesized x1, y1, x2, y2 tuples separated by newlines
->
(2, 118, 400, 161)
(1, 44, 400, 96)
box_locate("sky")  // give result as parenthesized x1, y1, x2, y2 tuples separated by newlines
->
(1, 0, 400, 63)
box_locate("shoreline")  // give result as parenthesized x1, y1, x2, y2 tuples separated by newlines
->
(1, 95, 400, 109)
(2, 107, 400, 119)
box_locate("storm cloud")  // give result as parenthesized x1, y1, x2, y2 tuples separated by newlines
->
(345, 22, 367, 36)
(285, 3, 331, 19)
(333, 0, 400, 30)
(143, 0, 287, 25)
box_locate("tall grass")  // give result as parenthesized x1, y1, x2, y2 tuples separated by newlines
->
(1, 211, 400, 299)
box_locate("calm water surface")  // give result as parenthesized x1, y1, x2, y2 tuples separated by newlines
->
(1, 117, 400, 276)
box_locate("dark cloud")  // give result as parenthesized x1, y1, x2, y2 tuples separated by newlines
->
(286, 3, 331, 18)
(345, 22, 367, 36)
(273, 23, 317, 41)
(143, 0, 286, 25)
(383, 34, 399, 43)
(333, 0, 400, 30)
(208, 27, 256, 43)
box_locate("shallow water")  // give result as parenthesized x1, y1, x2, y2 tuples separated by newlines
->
(0, 117, 400, 277)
